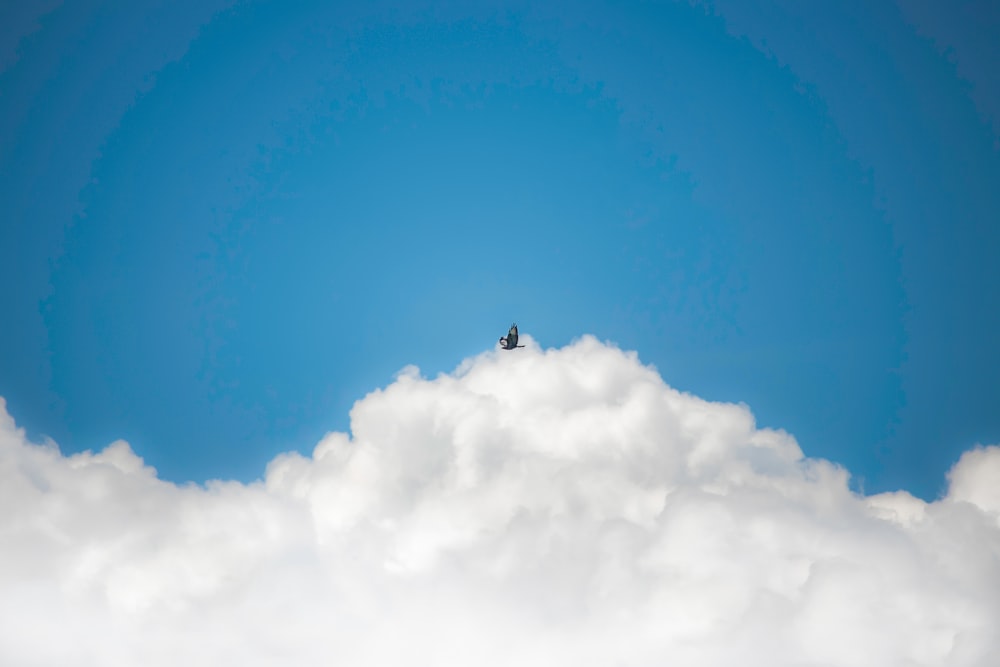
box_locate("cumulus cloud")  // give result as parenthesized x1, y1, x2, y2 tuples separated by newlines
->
(1, 336, 998, 666)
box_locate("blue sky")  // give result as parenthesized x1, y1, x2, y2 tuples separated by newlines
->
(2, 0, 998, 500)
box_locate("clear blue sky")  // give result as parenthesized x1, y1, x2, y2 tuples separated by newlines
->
(2, 0, 998, 500)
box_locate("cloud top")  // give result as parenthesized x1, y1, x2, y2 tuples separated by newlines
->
(2, 336, 998, 666)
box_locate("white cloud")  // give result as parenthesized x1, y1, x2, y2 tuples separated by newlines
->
(1, 335, 998, 666)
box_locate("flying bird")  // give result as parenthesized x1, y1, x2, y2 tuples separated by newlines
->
(499, 323, 525, 350)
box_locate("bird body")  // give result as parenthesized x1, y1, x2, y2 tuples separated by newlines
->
(499, 323, 524, 350)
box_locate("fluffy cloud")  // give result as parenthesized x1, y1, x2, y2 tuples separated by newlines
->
(1, 336, 998, 666)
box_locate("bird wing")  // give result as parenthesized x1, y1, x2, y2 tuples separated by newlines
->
(507, 323, 519, 347)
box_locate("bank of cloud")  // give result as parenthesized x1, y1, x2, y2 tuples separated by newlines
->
(1, 336, 997, 666)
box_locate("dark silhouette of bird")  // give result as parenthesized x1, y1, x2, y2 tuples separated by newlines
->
(499, 323, 525, 350)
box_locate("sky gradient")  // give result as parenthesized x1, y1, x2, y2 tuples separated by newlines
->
(2, 0, 999, 500)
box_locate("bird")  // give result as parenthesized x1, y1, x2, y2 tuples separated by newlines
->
(499, 323, 525, 350)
